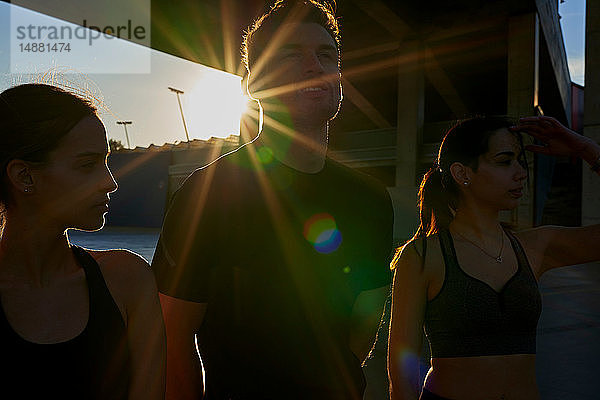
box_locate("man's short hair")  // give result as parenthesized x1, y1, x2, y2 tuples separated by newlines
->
(241, 0, 340, 75)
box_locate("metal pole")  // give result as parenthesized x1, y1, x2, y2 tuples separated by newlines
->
(168, 86, 190, 143)
(116, 120, 132, 148)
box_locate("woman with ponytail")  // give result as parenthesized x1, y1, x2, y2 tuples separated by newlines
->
(0, 83, 165, 399)
(388, 115, 600, 399)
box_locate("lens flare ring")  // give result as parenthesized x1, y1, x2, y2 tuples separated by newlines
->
(303, 213, 342, 254)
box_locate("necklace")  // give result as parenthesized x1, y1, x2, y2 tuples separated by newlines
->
(454, 228, 504, 263)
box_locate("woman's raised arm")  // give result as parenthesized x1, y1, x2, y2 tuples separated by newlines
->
(514, 116, 600, 276)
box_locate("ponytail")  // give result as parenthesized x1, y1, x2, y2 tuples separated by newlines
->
(390, 163, 456, 270)
(417, 164, 458, 238)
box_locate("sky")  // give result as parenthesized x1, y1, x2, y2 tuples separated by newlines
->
(559, 0, 586, 86)
(0, 0, 248, 148)
(0, 0, 587, 148)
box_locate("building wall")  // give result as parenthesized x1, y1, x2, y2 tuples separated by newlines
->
(106, 151, 171, 228)
(583, 0, 600, 226)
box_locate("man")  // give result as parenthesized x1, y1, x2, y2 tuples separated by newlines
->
(151, 1, 394, 398)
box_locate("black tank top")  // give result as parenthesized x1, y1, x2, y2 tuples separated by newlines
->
(423, 229, 542, 358)
(0, 246, 130, 399)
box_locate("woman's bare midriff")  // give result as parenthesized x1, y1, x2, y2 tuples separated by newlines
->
(424, 354, 540, 400)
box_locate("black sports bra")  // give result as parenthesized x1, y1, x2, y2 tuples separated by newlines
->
(423, 229, 542, 358)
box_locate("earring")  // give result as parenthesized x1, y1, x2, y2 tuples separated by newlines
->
(24, 186, 32, 193)
(463, 181, 469, 186)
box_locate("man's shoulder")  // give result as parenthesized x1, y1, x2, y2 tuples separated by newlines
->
(175, 146, 257, 196)
(325, 156, 382, 183)
(324, 156, 390, 199)
(188, 147, 252, 179)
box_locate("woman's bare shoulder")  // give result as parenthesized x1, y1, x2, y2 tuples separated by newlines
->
(88, 249, 150, 274)
(86, 249, 156, 299)
(510, 226, 552, 260)
(394, 235, 444, 277)
(512, 225, 554, 243)
(392, 234, 445, 300)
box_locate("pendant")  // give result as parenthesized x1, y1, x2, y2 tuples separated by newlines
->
(495, 256, 503, 263)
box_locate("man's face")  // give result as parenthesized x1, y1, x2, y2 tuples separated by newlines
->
(253, 22, 342, 126)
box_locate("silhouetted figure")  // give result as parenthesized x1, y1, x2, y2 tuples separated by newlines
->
(0, 83, 165, 399)
(388, 115, 600, 400)
(151, 1, 394, 399)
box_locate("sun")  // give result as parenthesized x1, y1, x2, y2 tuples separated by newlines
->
(185, 69, 249, 140)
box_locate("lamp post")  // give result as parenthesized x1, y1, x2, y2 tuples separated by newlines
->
(116, 120, 133, 148)
(168, 86, 190, 143)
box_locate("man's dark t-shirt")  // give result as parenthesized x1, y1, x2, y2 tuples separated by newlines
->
(152, 142, 393, 399)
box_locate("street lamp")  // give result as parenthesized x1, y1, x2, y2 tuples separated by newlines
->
(168, 86, 190, 143)
(116, 120, 133, 148)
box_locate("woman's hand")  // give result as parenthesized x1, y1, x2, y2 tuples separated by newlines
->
(512, 116, 590, 158)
